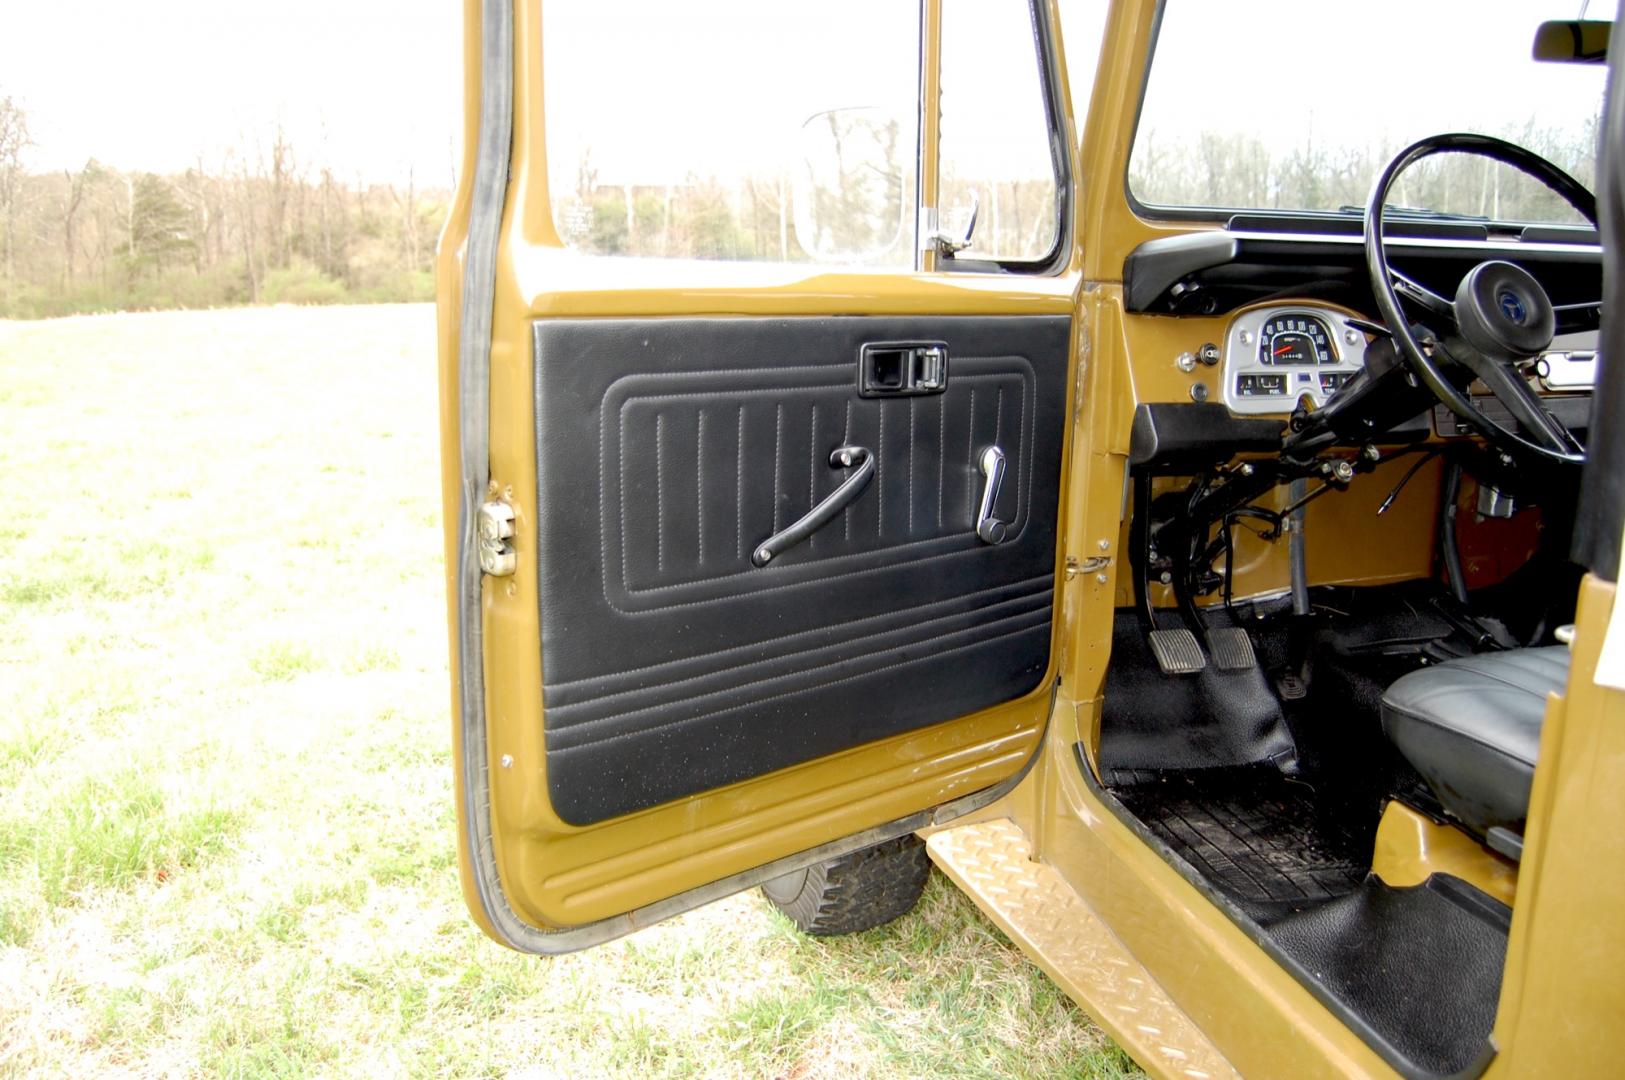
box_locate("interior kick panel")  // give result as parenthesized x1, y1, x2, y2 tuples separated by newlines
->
(532, 316, 1070, 825)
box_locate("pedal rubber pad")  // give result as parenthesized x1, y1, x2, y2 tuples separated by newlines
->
(1207, 627, 1258, 672)
(1148, 628, 1206, 676)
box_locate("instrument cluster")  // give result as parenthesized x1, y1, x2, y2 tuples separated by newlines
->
(1221, 306, 1369, 416)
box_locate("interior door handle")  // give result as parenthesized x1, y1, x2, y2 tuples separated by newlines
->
(975, 445, 1009, 544)
(752, 445, 875, 567)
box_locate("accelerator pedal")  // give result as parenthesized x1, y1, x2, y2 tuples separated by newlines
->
(1148, 628, 1206, 676)
(1207, 626, 1259, 671)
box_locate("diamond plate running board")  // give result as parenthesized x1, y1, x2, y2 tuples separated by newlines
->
(925, 819, 1239, 1080)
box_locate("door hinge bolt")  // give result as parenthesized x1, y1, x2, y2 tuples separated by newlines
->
(479, 500, 518, 577)
(1068, 555, 1111, 580)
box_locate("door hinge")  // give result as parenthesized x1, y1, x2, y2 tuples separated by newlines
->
(1065, 555, 1111, 581)
(478, 500, 517, 577)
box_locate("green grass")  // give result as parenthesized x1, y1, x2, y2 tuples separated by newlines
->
(0, 306, 1140, 1078)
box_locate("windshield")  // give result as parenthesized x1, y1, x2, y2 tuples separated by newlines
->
(1130, 0, 1608, 224)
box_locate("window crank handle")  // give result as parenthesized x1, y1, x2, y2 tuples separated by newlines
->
(975, 445, 1009, 545)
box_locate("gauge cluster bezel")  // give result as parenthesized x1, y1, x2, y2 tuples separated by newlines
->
(1221, 306, 1369, 416)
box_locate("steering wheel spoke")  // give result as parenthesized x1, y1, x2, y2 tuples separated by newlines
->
(1389, 267, 1457, 321)
(1448, 342, 1584, 455)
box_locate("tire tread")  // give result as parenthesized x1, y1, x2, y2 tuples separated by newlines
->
(762, 835, 931, 936)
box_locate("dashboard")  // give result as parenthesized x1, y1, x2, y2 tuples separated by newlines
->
(1216, 303, 1597, 423)
(1124, 223, 1603, 434)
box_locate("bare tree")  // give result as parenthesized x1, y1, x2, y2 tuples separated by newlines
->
(61, 159, 99, 288)
(269, 127, 294, 269)
(390, 165, 421, 270)
(0, 94, 31, 289)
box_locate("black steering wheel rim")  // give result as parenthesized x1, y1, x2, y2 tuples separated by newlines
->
(1365, 132, 1594, 467)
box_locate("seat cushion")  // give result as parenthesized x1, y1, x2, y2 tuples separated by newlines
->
(1380, 647, 1568, 835)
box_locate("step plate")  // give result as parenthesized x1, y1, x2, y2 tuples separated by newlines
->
(926, 819, 1238, 1080)
(1148, 628, 1206, 675)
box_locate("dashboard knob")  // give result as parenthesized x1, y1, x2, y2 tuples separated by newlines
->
(1196, 342, 1221, 365)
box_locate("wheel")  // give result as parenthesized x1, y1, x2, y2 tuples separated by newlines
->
(761, 835, 932, 936)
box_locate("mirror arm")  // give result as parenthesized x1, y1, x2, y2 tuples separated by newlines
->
(922, 189, 980, 256)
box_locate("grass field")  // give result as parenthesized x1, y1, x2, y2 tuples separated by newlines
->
(0, 305, 1140, 1078)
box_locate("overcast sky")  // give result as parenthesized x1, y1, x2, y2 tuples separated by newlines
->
(0, 0, 1605, 194)
(0, 0, 460, 184)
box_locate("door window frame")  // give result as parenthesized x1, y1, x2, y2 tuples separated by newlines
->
(930, 0, 1076, 277)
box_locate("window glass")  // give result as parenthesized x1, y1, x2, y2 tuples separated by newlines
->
(543, 0, 919, 266)
(938, 0, 1063, 263)
(1131, 0, 1606, 223)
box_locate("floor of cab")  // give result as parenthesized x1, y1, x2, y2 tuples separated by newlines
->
(1111, 765, 1372, 922)
(1098, 583, 1516, 1079)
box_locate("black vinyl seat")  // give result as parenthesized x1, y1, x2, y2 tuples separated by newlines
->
(1380, 647, 1568, 836)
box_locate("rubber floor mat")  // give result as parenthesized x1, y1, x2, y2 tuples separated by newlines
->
(1100, 615, 1297, 776)
(1111, 766, 1375, 914)
(1268, 875, 1508, 1077)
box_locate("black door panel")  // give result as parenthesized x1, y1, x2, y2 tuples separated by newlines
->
(533, 316, 1070, 824)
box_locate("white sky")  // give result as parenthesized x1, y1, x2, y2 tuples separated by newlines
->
(1139, 0, 1606, 154)
(544, 0, 1076, 198)
(0, 0, 460, 185)
(0, 0, 1607, 194)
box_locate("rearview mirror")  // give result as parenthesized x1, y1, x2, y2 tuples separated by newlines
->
(792, 107, 912, 264)
(1532, 19, 1610, 64)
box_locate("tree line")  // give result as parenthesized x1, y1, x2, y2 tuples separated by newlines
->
(1129, 117, 1600, 224)
(0, 87, 1602, 321)
(0, 95, 448, 320)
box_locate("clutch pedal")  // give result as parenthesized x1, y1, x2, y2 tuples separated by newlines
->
(1148, 628, 1206, 676)
(1207, 626, 1258, 671)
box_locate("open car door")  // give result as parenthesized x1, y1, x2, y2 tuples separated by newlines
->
(438, 0, 1091, 949)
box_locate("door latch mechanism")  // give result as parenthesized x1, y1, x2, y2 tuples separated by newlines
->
(478, 500, 517, 577)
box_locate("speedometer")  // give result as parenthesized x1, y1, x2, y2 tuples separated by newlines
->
(1259, 314, 1336, 366)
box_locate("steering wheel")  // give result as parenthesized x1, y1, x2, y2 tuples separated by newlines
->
(1366, 133, 1595, 467)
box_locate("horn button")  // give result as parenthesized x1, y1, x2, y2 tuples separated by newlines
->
(1454, 260, 1555, 360)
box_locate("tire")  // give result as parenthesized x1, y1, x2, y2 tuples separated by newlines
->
(760, 835, 932, 936)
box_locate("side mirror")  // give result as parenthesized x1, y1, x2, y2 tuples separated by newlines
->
(792, 107, 912, 264)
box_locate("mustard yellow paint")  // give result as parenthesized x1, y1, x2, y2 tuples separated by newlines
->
(1370, 800, 1518, 908)
(442, 0, 1088, 931)
(443, 0, 1625, 1075)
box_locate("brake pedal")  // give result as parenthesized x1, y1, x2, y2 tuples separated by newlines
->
(1148, 628, 1206, 676)
(1207, 626, 1258, 671)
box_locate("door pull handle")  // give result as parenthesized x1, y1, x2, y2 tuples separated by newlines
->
(752, 445, 875, 567)
(975, 445, 1009, 545)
